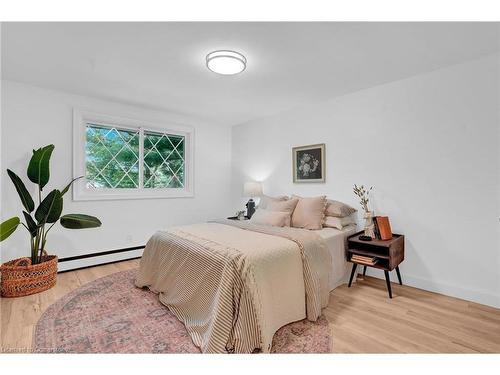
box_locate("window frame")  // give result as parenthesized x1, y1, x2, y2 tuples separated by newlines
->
(73, 109, 194, 201)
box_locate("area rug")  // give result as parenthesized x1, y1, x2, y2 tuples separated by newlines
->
(34, 269, 331, 353)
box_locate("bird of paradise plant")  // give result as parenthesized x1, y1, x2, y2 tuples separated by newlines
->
(0, 144, 101, 264)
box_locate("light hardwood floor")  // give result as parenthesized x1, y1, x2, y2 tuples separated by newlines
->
(1, 259, 499, 353)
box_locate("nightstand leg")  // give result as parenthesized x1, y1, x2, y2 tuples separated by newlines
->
(348, 263, 357, 287)
(363, 266, 367, 277)
(395, 266, 403, 285)
(384, 270, 392, 298)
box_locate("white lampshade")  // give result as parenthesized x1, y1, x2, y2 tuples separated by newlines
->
(243, 181, 263, 197)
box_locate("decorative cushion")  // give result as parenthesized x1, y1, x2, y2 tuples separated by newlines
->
(325, 200, 357, 218)
(250, 209, 291, 227)
(266, 198, 299, 213)
(323, 215, 356, 230)
(258, 195, 288, 209)
(291, 195, 327, 230)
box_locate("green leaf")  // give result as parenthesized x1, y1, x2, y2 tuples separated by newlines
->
(61, 176, 83, 196)
(60, 214, 102, 229)
(35, 189, 63, 224)
(0, 217, 20, 242)
(7, 169, 35, 213)
(27, 144, 55, 190)
(23, 211, 38, 237)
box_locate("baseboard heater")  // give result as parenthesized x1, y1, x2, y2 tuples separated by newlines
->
(58, 245, 145, 273)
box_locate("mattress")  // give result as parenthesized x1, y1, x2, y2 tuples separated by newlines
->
(316, 224, 357, 290)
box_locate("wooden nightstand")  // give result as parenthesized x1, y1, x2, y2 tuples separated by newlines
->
(347, 231, 405, 298)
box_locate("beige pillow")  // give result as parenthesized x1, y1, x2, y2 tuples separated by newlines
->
(266, 198, 299, 213)
(250, 209, 291, 227)
(259, 194, 288, 209)
(324, 216, 356, 230)
(325, 200, 357, 217)
(291, 195, 327, 230)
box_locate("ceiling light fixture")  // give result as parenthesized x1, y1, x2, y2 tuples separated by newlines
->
(206, 50, 246, 75)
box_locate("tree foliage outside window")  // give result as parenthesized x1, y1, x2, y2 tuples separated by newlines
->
(143, 131, 184, 188)
(85, 123, 185, 189)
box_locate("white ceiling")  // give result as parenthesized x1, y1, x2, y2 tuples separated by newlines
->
(2, 22, 498, 126)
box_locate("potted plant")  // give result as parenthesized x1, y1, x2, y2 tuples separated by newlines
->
(0, 144, 101, 297)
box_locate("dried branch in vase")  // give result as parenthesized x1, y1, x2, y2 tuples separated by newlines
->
(353, 184, 373, 213)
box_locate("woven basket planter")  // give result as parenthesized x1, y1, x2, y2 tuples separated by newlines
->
(0, 255, 58, 297)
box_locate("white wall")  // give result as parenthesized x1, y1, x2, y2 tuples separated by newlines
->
(1, 80, 232, 270)
(232, 55, 500, 308)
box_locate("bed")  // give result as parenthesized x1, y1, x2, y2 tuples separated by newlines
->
(135, 219, 356, 353)
(318, 225, 357, 290)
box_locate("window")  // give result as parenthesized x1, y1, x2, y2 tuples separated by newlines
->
(73, 110, 193, 200)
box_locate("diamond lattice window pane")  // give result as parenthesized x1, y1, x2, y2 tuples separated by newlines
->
(143, 131, 185, 188)
(85, 124, 139, 188)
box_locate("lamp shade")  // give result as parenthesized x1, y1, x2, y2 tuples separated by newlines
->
(243, 181, 263, 197)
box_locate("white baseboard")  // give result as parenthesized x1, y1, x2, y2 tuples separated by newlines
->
(58, 249, 144, 272)
(364, 268, 500, 308)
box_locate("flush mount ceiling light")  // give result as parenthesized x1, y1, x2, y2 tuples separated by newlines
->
(206, 50, 246, 75)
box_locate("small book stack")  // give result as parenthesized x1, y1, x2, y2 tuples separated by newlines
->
(351, 254, 378, 266)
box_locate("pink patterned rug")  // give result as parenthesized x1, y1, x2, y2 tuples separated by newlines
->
(34, 269, 331, 353)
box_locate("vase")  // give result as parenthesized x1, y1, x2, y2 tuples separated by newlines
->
(363, 211, 375, 238)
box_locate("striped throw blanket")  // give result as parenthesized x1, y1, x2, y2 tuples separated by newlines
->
(135, 220, 330, 353)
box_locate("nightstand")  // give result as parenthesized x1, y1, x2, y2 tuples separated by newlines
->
(347, 231, 405, 298)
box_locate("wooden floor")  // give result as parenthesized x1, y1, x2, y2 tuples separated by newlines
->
(1, 259, 499, 353)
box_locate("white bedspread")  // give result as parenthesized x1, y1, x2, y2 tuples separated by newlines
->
(316, 225, 357, 290)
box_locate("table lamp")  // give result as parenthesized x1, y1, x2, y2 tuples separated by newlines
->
(243, 181, 263, 218)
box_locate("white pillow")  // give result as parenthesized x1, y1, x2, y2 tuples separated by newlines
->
(250, 208, 291, 227)
(323, 215, 356, 230)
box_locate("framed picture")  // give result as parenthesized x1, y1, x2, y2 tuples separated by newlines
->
(292, 143, 325, 183)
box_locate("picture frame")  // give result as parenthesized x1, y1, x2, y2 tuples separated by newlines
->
(292, 143, 325, 183)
